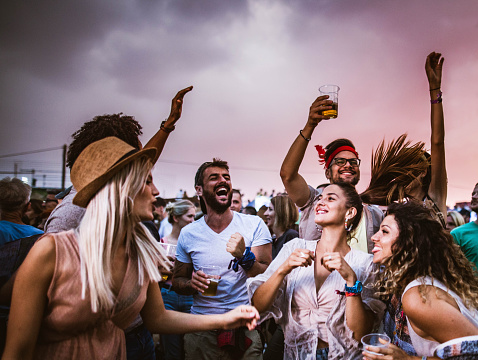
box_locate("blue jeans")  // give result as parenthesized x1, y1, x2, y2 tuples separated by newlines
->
(125, 323, 156, 360)
(160, 287, 193, 360)
(316, 347, 329, 360)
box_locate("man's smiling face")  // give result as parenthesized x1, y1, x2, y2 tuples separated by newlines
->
(325, 150, 360, 186)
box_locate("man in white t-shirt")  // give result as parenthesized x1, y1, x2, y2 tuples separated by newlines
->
(173, 158, 272, 360)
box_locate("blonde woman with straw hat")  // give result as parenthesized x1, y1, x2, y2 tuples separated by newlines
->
(3, 137, 259, 360)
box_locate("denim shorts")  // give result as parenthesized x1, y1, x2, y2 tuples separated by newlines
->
(316, 347, 329, 360)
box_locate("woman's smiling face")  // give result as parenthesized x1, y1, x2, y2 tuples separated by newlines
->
(371, 214, 400, 264)
(314, 184, 349, 227)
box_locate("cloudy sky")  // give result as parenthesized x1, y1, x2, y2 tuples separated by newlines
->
(1, 0, 478, 206)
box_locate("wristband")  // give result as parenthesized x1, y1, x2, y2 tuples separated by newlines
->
(345, 291, 360, 297)
(160, 120, 175, 133)
(344, 280, 363, 294)
(430, 91, 442, 104)
(299, 130, 311, 142)
(228, 247, 256, 272)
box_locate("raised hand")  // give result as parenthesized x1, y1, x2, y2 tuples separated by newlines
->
(321, 252, 357, 285)
(307, 95, 334, 127)
(279, 248, 314, 275)
(222, 305, 260, 331)
(165, 86, 193, 126)
(425, 52, 444, 90)
(226, 232, 246, 258)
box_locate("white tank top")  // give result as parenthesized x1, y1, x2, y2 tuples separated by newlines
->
(402, 277, 478, 356)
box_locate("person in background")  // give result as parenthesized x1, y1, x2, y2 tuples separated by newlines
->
(365, 201, 478, 359)
(230, 189, 243, 213)
(159, 200, 196, 360)
(0, 178, 43, 246)
(173, 158, 272, 360)
(153, 196, 167, 230)
(451, 182, 478, 272)
(0, 177, 44, 354)
(264, 195, 299, 259)
(242, 206, 257, 216)
(249, 183, 385, 360)
(2, 137, 260, 360)
(447, 210, 465, 232)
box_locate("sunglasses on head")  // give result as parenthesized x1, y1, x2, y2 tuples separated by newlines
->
(331, 157, 361, 167)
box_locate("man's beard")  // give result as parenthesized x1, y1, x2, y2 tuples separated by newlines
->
(202, 188, 232, 214)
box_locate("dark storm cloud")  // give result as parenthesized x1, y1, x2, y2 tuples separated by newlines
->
(0, 0, 250, 92)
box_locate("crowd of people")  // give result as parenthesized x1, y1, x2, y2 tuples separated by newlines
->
(1, 51, 478, 360)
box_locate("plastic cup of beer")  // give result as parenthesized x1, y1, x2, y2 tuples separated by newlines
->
(201, 265, 220, 296)
(319, 84, 340, 119)
(160, 243, 176, 280)
(361, 333, 390, 356)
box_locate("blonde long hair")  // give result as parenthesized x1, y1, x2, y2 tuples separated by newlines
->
(76, 157, 170, 312)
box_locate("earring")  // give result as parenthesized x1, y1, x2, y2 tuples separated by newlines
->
(345, 218, 353, 232)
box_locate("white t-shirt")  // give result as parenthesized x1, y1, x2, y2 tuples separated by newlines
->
(158, 217, 172, 239)
(176, 211, 272, 315)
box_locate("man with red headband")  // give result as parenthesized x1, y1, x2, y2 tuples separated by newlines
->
(280, 96, 383, 253)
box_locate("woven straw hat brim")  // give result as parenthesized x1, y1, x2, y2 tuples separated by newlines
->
(71, 137, 156, 208)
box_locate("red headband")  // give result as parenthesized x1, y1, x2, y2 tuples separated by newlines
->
(315, 145, 359, 169)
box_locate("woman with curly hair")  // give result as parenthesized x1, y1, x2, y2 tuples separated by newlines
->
(248, 183, 385, 360)
(364, 201, 478, 359)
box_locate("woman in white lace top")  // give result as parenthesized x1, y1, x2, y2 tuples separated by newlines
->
(248, 183, 385, 360)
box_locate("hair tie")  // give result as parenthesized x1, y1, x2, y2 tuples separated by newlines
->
(315, 145, 326, 165)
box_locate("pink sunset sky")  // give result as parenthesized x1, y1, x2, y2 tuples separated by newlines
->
(1, 0, 477, 206)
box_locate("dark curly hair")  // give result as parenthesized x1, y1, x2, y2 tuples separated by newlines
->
(376, 201, 478, 309)
(66, 113, 143, 168)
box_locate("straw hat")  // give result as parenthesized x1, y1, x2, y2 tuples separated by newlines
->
(71, 137, 157, 208)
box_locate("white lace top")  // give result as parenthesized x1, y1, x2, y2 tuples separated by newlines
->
(247, 238, 385, 360)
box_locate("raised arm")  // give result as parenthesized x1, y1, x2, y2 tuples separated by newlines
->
(425, 52, 447, 215)
(280, 96, 332, 207)
(144, 86, 193, 163)
(2, 236, 56, 360)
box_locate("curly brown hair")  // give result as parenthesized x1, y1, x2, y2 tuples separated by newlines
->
(376, 201, 478, 309)
(66, 113, 143, 168)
